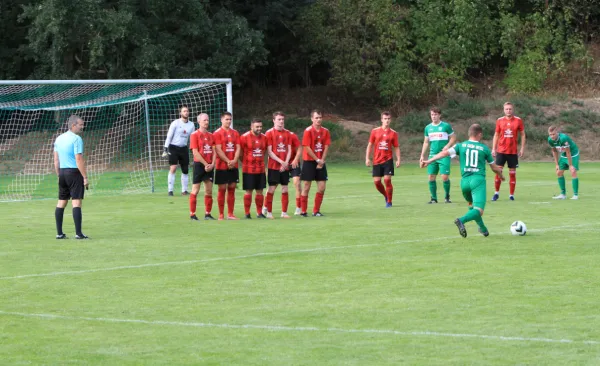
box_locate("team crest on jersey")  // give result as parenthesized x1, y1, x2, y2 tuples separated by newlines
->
(226, 142, 235, 152)
(315, 142, 323, 152)
(504, 128, 513, 138)
(276, 142, 286, 152)
(252, 148, 263, 157)
(203, 144, 212, 154)
(378, 141, 389, 150)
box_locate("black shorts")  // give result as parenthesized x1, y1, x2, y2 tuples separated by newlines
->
(193, 162, 214, 184)
(214, 169, 239, 185)
(495, 153, 519, 169)
(243, 173, 266, 191)
(289, 164, 302, 178)
(58, 168, 84, 200)
(300, 161, 328, 182)
(268, 169, 290, 186)
(372, 159, 395, 177)
(168, 145, 190, 170)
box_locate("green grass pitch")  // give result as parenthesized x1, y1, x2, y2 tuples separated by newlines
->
(1, 163, 599, 364)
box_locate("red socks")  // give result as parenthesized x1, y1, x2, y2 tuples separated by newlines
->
(374, 180, 386, 199)
(494, 172, 502, 192)
(301, 195, 308, 213)
(217, 188, 226, 215)
(509, 170, 516, 195)
(204, 195, 213, 214)
(227, 187, 235, 216)
(189, 193, 197, 215)
(243, 193, 252, 215)
(296, 197, 301, 209)
(255, 194, 264, 215)
(282, 192, 289, 213)
(313, 192, 324, 214)
(384, 178, 393, 204)
(266, 192, 274, 213)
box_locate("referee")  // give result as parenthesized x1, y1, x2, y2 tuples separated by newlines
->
(163, 106, 195, 196)
(53, 115, 89, 239)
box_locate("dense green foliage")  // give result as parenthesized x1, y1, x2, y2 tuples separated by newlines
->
(1, 0, 598, 99)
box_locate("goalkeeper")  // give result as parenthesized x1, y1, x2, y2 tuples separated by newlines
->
(163, 106, 196, 196)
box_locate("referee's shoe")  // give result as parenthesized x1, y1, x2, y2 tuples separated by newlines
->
(75, 234, 89, 239)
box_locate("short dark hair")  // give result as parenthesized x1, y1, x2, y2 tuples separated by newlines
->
(180, 105, 189, 111)
(311, 109, 322, 118)
(430, 106, 441, 114)
(272, 111, 285, 119)
(251, 118, 262, 125)
(381, 111, 392, 118)
(221, 111, 232, 118)
(468, 124, 483, 136)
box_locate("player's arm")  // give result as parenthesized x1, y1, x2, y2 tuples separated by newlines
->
(292, 146, 302, 169)
(53, 151, 60, 176)
(394, 145, 401, 168)
(550, 147, 559, 169)
(284, 144, 292, 165)
(565, 145, 573, 166)
(303, 146, 319, 162)
(192, 148, 209, 166)
(232, 143, 241, 168)
(420, 137, 429, 162)
(208, 146, 217, 170)
(519, 128, 527, 157)
(319, 145, 329, 167)
(423, 149, 450, 166)
(215, 144, 230, 165)
(75, 153, 88, 189)
(445, 133, 456, 151)
(267, 145, 285, 165)
(365, 142, 373, 166)
(163, 121, 176, 157)
(490, 163, 505, 180)
(491, 125, 499, 157)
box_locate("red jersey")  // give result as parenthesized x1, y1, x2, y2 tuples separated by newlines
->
(369, 127, 399, 165)
(302, 126, 331, 161)
(240, 131, 267, 174)
(289, 131, 300, 161)
(213, 127, 240, 170)
(189, 130, 215, 164)
(495, 116, 524, 154)
(265, 128, 291, 170)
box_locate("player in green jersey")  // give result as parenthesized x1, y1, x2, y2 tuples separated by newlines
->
(421, 124, 505, 238)
(420, 106, 456, 204)
(548, 125, 579, 200)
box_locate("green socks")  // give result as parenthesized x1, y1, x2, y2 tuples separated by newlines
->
(572, 178, 579, 195)
(558, 176, 566, 194)
(459, 208, 481, 224)
(429, 181, 437, 200)
(443, 179, 451, 199)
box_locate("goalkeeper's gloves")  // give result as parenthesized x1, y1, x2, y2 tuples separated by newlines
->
(162, 147, 170, 158)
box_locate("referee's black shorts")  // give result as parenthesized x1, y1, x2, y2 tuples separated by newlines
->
(58, 168, 84, 200)
(300, 161, 328, 182)
(214, 169, 240, 185)
(168, 145, 190, 173)
(495, 153, 519, 169)
(193, 162, 214, 184)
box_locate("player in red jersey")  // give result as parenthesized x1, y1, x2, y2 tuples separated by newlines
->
(288, 131, 303, 215)
(300, 110, 331, 217)
(189, 113, 216, 221)
(491, 102, 526, 201)
(365, 111, 401, 207)
(264, 112, 292, 219)
(213, 112, 241, 220)
(240, 119, 268, 219)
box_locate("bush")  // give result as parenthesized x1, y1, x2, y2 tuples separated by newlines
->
(443, 99, 487, 121)
(505, 50, 548, 93)
(392, 111, 429, 134)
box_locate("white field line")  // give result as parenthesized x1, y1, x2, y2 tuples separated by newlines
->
(0, 310, 597, 345)
(0, 223, 598, 281)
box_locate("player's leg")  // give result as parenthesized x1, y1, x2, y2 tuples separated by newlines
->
(180, 148, 190, 195)
(280, 171, 291, 218)
(383, 159, 394, 207)
(312, 164, 328, 216)
(203, 180, 215, 220)
(372, 163, 387, 204)
(55, 172, 69, 239)
(215, 170, 228, 219)
(554, 159, 567, 199)
(440, 156, 451, 203)
(167, 146, 178, 196)
(189, 162, 203, 220)
(493, 153, 506, 201)
(570, 156, 579, 199)
(427, 162, 439, 203)
(68, 171, 87, 239)
(301, 180, 312, 217)
(507, 154, 518, 200)
(266, 169, 278, 217)
(293, 176, 301, 215)
(227, 174, 238, 220)
(300, 161, 317, 217)
(242, 173, 253, 218)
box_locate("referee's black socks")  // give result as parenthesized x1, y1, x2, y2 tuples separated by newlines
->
(73, 207, 83, 236)
(55, 207, 65, 235)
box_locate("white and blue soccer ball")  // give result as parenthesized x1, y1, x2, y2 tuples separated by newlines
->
(510, 221, 527, 236)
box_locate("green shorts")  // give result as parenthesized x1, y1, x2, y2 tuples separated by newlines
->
(460, 176, 486, 211)
(558, 155, 579, 171)
(427, 156, 451, 175)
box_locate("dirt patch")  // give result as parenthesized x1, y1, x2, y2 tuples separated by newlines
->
(336, 119, 374, 135)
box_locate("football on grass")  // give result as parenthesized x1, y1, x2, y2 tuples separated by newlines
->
(510, 221, 527, 236)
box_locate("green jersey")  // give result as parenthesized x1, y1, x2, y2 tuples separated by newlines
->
(424, 121, 454, 156)
(547, 133, 579, 158)
(450, 140, 494, 178)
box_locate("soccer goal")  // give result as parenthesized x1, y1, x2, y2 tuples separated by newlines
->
(0, 79, 232, 202)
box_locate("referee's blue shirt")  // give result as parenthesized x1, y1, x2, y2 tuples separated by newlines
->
(54, 131, 84, 169)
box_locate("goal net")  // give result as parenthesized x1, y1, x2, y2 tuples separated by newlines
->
(0, 79, 232, 202)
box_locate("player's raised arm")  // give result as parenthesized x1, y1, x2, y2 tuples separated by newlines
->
(423, 149, 451, 167)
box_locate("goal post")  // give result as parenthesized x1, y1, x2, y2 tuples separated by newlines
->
(0, 79, 232, 202)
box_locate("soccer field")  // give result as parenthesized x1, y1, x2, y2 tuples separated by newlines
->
(1, 163, 599, 364)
